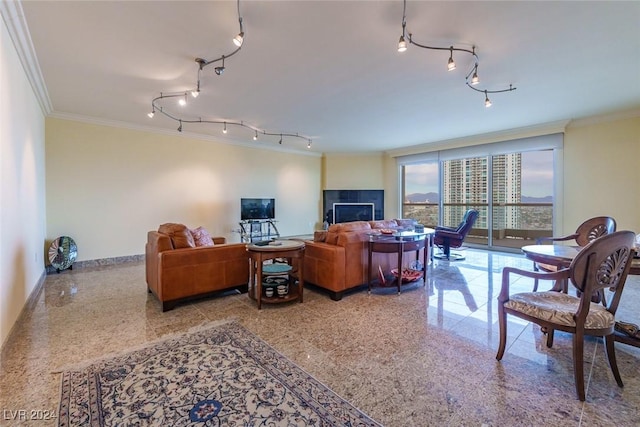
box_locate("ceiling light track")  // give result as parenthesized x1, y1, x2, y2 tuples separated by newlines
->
(146, 0, 312, 148)
(150, 93, 311, 147)
(398, 0, 516, 107)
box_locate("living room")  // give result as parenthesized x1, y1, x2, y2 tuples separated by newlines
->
(2, 1, 640, 425)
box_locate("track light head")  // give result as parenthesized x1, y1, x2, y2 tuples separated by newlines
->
(223, 122, 227, 134)
(398, 35, 407, 52)
(307, 139, 312, 149)
(177, 121, 183, 132)
(484, 91, 492, 108)
(471, 71, 479, 85)
(147, 111, 154, 118)
(233, 32, 244, 47)
(447, 47, 456, 71)
(191, 90, 200, 98)
(253, 130, 258, 140)
(214, 66, 225, 75)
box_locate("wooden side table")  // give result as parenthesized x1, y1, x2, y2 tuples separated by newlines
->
(247, 240, 305, 309)
(367, 230, 433, 294)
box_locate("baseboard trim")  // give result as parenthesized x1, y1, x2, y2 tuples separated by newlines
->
(1, 269, 46, 355)
(45, 254, 144, 274)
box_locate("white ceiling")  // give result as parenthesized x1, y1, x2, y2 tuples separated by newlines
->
(16, 1, 640, 153)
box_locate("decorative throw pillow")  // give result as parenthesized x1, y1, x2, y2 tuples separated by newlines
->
(313, 231, 327, 242)
(190, 226, 215, 247)
(158, 223, 196, 249)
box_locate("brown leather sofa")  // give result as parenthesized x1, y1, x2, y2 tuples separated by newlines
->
(145, 223, 249, 311)
(303, 219, 421, 300)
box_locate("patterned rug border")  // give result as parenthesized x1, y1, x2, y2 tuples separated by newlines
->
(57, 320, 382, 426)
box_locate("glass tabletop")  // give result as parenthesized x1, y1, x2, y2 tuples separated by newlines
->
(368, 229, 435, 242)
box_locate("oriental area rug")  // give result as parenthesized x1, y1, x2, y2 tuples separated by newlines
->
(57, 322, 381, 427)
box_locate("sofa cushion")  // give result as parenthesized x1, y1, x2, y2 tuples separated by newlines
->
(394, 218, 418, 229)
(190, 226, 215, 247)
(326, 221, 371, 245)
(158, 223, 196, 249)
(328, 221, 372, 233)
(369, 220, 399, 230)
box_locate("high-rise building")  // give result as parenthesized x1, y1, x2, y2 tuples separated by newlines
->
(442, 154, 521, 230)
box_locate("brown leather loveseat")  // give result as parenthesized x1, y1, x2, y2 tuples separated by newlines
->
(303, 219, 421, 301)
(145, 223, 249, 311)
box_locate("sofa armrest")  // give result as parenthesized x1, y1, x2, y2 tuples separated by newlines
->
(303, 242, 346, 292)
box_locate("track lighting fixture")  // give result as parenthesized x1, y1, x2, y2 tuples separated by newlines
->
(214, 56, 225, 75)
(397, 0, 515, 106)
(484, 91, 492, 108)
(447, 47, 456, 71)
(233, 32, 244, 47)
(470, 65, 480, 85)
(233, 14, 244, 47)
(146, 0, 312, 148)
(398, 35, 407, 53)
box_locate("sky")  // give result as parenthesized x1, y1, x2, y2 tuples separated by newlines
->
(404, 150, 554, 198)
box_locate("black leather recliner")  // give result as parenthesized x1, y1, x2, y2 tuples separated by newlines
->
(433, 209, 479, 260)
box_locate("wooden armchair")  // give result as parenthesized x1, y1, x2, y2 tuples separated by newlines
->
(433, 209, 479, 260)
(496, 230, 636, 401)
(533, 216, 616, 293)
(537, 216, 616, 247)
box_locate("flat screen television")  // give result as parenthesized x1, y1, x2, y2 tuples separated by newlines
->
(241, 198, 275, 220)
(323, 190, 383, 224)
(333, 202, 375, 223)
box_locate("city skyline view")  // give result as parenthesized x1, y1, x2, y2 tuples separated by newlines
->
(402, 150, 555, 245)
(404, 150, 554, 200)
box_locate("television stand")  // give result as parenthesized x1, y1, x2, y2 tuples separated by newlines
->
(239, 219, 280, 243)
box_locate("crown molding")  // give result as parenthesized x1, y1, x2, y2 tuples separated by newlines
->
(47, 111, 322, 157)
(0, 0, 52, 114)
(566, 108, 640, 129)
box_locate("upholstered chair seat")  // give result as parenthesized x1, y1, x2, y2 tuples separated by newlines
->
(504, 292, 614, 329)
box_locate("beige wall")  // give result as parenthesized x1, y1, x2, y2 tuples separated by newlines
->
(1, 17, 47, 346)
(45, 119, 322, 261)
(563, 115, 640, 235)
(322, 153, 385, 190)
(321, 152, 402, 219)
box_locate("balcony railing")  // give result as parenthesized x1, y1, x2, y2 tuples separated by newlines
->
(402, 202, 553, 250)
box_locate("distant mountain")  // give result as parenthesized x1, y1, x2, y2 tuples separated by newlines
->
(405, 192, 439, 203)
(406, 193, 552, 203)
(522, 195, 553, 203)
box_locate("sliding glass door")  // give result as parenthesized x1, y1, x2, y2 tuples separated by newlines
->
(402, 145, 555, 251)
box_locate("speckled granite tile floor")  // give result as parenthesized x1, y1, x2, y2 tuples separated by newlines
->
(1, 249, 638, 426)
